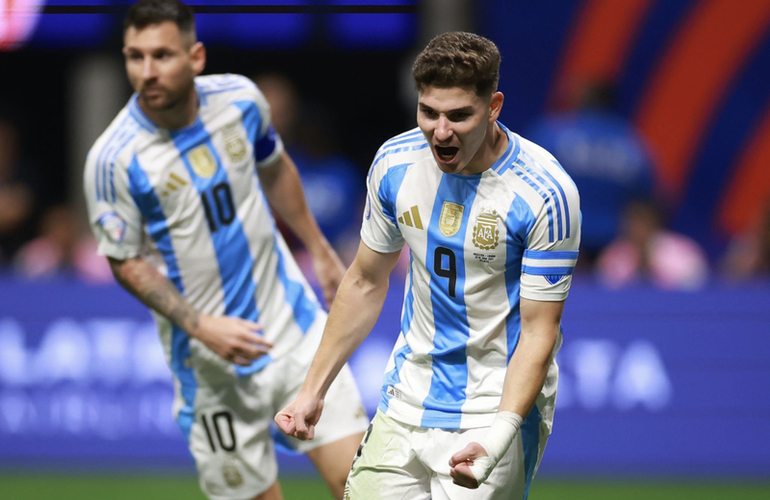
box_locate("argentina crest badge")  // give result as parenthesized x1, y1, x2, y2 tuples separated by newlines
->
(223, 126, 247, 163)
(439, 202, 464, 237)
(472, 208, 500, 250)
(221, 455, 244, 488)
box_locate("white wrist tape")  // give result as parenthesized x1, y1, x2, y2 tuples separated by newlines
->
(468, 411, 523, 484)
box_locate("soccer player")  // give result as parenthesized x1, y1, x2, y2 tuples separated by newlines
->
(83, 1, 368, 499)
(276, 32, 581, 499)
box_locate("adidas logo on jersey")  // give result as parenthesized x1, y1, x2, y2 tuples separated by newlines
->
(398, 206, 424, 229)
(161, 172, 188, 196)
(386, 385, 402, 400)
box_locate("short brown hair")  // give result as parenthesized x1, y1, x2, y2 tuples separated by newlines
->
(412, 32, 501, 97)
(124, 0, 196, 35)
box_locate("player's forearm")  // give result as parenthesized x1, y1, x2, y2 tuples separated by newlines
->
(301, 265, 389, 398)
(259, 152, 330, 257)
(498, 298, 563, 416)
(498, 331, 556, 416)
(108, 256, 201, 335)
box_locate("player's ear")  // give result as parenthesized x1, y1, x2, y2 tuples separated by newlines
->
(190, 41, 206, 76)
(489, 92, 504, 122)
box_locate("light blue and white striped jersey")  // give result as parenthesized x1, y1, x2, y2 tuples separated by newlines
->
(361, 123, 581, 430)
(84, 75, 325, 427)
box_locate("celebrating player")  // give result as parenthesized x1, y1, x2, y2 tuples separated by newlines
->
(83, 1, 368, 499)
(276, 32, 581, 499)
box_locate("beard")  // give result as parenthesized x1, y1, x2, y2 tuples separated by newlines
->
(140, 78, 194, 111)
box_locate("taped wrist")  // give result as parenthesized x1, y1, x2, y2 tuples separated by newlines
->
(469, 411, 524, 484)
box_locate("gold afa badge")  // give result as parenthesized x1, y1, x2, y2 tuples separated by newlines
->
(439, 202, 464, 237)
(188, 144, 217, 178)
(221, 457, 244, 488)
(224, 127, 246, 162)
(472, 209, 500, 250)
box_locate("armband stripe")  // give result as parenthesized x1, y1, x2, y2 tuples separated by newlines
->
(522, 265, 574, 275)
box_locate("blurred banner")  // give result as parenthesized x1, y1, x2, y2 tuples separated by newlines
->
(2, 0, 418, 50)
(0, 277, 768, 476)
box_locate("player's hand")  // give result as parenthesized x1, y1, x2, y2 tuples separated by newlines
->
(311, 245, 346, 308)
(448, 442, 491, 489)
(189, 314, 272, 366)
(274, 392, 325, 441)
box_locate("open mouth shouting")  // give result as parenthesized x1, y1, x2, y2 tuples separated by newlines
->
(435, 145, 459, 164)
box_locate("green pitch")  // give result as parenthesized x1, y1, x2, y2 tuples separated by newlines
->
(1, 474, 769, 499)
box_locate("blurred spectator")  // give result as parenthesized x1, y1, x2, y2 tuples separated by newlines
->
(0, 116, 37, 265)
(721, 203, 770, 281)
(13, 204, 112, 283)
(252, 72, 365, 265)
(527, 81, 657, 269)
(251, 72, 300, 145)
(595, 199, 709, 290)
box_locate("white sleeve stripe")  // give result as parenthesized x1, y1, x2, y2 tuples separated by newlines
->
(381, 128, 422, 149)
(372, 142, 429, 169)
(521, 150, 574, 238)
(521, 256, 577, 269)
(514, 156, 570, 242)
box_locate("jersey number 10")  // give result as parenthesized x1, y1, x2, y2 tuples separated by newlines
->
(201, 182, 236, 233)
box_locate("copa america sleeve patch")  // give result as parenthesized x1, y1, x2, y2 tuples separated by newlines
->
(97, 212, 128, 243)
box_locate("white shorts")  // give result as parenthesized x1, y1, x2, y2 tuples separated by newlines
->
(186, 340, 369, 500)
(344, 408, 552, 500)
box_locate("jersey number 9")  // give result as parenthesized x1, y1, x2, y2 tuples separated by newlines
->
(434, 246, 457, 298)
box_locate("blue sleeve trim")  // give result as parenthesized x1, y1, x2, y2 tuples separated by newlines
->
(524, 249, 579, 260)
(522, 265, 575, 275)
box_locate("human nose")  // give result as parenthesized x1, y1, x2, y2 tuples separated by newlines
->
(142, 57, 158, 80)
(434, 116, 452, 142)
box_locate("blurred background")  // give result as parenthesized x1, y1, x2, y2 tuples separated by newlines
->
(1, 0, 769, 498)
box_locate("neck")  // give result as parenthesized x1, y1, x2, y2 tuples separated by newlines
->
(138, 85, 199, 130)
(465, 122, 508, 175)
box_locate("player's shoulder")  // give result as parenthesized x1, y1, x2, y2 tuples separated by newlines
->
(196, 73, 262, 103)
(369, 127, 431, 175)
(498, 128, 580, 211)
(85, 102, 147, 172)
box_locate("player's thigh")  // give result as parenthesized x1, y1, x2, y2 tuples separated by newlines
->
(189, 381, 278, 500)
(345, 411, 431, 500)
(305, 432, 364, 500)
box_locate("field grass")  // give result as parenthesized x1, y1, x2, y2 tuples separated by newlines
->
(2, 474, 770, 500)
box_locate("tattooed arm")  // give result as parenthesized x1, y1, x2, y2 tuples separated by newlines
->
(108, 256, 272, 365)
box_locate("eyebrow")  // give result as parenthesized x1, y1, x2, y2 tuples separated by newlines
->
(418, 103, 474, 114)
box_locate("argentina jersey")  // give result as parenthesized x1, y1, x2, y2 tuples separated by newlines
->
(84, 74, 325, 428)
(361, 123, 580, 430)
